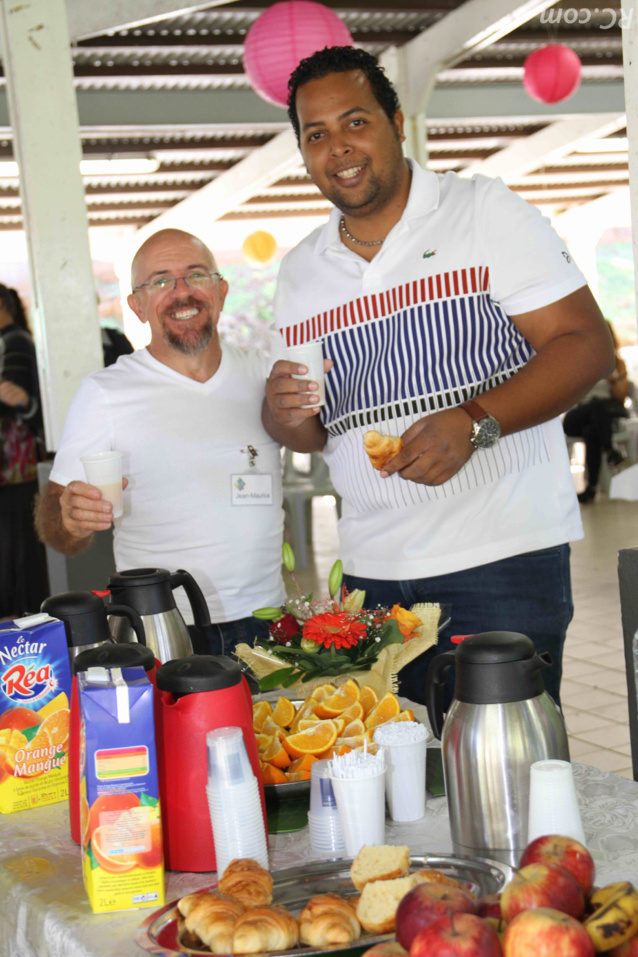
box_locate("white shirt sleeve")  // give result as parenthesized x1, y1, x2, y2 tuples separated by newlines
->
(476, 175, 588, 315)
(48, 377, 113, 488)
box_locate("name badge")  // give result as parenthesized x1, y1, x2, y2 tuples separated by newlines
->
(231, 473, 274, 506)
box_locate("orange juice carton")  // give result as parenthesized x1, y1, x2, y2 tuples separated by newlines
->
(0, 613, 72, 814)
(79, 665, 164, 914)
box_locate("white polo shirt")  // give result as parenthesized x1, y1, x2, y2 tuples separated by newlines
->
(274, 163, 587, 580)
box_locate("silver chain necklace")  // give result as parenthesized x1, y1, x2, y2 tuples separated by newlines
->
(339, 215, 383, 247)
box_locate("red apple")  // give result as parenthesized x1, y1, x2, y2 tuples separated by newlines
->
(410, 912, 502, 957)
(484, 916, 507, 944)
(520, 835, 595, 897)
(396, 882, 477, 950)
(477, 893, 502, 920)
(503, 906, 594, 956)
(607, 938, 638, 957)
(501, 862, 585, 922)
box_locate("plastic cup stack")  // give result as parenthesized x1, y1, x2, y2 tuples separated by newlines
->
(527, 759, 587, 846)
(329, 748, 386, 858)
(307, 759, 346, 860)
(373, 720, 431, 822)
(206, 727, 268, 875)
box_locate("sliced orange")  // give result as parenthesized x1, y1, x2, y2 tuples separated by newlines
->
(260, 737, 291, 769)
(334, 733, 372, 750)
(355, 741, 379, 755)
(314, 679, 361, 718)
(315, 744, 352, 759)
(289, 698, 318, 733)
(91, 825, 137, 874)
(388, 709, 416, 723)
(359, 685, 378, 717)
(282, 719, 338, 758)
(309, 682, 337, 701)
(255, 732, 273, 752)
(286, 770, 312, 782)
(342, 718, 366, 737)
(40, 708, 70, 750)
(288, 754, 317, 773)
(340, 702, 364, 723)
(364, 692, 401, 729)
(298, 716, 321, 731)
(272, 696, 296, 729)
(261, 716, 286, 740)
(261, 764, 287, 785)
(252, 700, 273, 731)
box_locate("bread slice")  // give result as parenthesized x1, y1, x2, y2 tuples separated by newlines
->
(355, 876, 416, 934)
(350, 845, 411, 892)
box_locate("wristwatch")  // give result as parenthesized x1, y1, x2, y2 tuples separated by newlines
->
(460, 399, 501, 450)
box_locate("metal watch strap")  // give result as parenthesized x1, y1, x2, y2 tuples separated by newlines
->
(460, 399, 488, 422)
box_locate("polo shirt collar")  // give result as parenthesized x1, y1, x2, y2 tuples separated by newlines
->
(314, 159, 441, 256)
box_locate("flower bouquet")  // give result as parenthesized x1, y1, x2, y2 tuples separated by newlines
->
(235, 545, 441, 697)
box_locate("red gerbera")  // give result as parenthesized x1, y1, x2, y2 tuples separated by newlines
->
(302, 612, 368, 650)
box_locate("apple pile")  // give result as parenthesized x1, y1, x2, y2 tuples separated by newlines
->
(364, 835, 638, 957)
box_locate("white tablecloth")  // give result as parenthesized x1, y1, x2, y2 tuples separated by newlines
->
(1, 761, 637, 957)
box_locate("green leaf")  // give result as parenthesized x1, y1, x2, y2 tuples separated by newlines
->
(258, 667, 297, 692)
(280, 670, 303, 688)
(376, 619, 405, 649)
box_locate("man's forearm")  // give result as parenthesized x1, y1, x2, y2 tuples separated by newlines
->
(261, 398, 328, 452)
(34, 485, 95, 557)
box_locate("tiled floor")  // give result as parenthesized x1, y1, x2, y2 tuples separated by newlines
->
(291, 490, 638, 781)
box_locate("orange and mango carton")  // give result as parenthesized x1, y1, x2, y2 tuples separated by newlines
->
(0, 613, 72, 814)
(79, 664, 164, 914)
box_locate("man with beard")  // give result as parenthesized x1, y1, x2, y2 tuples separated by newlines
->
(36, 229, 285, 653)
(263, 47, 614, 706)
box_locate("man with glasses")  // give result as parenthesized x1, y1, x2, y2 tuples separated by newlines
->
(36, 228, 285, 655)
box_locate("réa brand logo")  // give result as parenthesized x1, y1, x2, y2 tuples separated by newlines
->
(1, 660, 53, 701)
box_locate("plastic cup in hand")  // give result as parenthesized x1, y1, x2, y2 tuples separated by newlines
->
(80, 451, 123, 518)
(329, 751, 386, 858)
(287, 341, 325, 408)
(527, 759, 586, 846)
(373, 721, 430, 822)
(206, 727, 253, 788)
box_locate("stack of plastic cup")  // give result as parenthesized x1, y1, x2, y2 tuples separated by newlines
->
(373, 721, 431, 822)
(527, 759, 587, 845)
(329, 750, 386, 858)
(205, 727, 268, 875)
(307, 759, 346, 860)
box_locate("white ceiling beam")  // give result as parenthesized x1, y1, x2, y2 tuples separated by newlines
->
(65, 0, 242, 42)
(134, 127, 300, 241)
(457, 113, 626, 180)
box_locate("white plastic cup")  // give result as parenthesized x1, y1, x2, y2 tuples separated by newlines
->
(80, 451, 123, 518)
(374, 722, 430, 822)
(206, 779, 268, 874)
(287, 341, 326, 408)
(527, 759, 586, 846)
(207, 727, 253, 788)
(307, 811, 346, 860)
(329, 769, 385, 857)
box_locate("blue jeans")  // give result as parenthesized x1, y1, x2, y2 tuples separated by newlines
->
(344, 544, 573, 709)
(188, 616, 271, 657)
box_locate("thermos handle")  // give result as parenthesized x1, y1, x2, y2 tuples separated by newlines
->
(170, 569, 212, 629)
(108, 604, 147, 646)
(425, 651, 457, 740)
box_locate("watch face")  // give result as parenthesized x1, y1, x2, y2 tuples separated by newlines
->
(472, 415, 501, 449)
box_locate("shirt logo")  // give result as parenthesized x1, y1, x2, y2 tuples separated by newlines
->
(423, 249, 436, 259)
(235, 477, 246, 491)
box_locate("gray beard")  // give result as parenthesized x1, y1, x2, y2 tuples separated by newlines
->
(164, 317, 213, 355)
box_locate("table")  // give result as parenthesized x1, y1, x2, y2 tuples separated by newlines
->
(1, 762, 638, 957)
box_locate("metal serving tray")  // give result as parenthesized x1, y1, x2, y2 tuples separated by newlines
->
(135, 854, 513, 956)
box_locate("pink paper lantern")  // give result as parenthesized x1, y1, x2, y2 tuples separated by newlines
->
(523, 44, 582, 104)
(243, 1, 353, 109)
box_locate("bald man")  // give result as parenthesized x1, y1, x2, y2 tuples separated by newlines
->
(36, 229, 285, 654)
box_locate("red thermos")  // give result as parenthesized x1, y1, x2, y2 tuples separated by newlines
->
(156, 655, 267, 872)
(69, 642, 158, 844)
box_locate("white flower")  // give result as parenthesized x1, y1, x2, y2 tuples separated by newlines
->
(285, 641, 291, 647)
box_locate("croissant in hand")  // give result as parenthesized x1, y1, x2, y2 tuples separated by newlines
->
(232, 904, 299, 954)
(299, 893, 361, 948)
(218, 858, 273, 907)
(363, 430, 404, 470)
(177, 891, 246, 954)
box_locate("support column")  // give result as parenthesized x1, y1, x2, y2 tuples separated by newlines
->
(622, 0, 638, 339)
(0, 0, 103, 450)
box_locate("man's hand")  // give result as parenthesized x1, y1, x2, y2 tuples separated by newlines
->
(0, 379, 29, 408)
(59, 477, 129, 538)
(380, 407, 474, 486)
(265, 357, 333, 430)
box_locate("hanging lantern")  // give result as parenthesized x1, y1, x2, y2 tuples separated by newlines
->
(243, 1, 353, 109)
(523, 44, 582, 104)
(242, 231, 278, 267)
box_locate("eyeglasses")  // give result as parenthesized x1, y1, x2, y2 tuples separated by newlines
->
(133, 270, 224, 295)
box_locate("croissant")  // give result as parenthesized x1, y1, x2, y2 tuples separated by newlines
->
(231, 904, 299, 954)
(299, 893, 361, 948)
(363, 430, 403, 470)
(218, 858, 273, 907)
(177, 891, 246, 954)
(413, 868, 471, 892)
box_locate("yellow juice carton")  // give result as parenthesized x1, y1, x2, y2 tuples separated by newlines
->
(0, 613, 72, 814)
(79, 665, 164, 914)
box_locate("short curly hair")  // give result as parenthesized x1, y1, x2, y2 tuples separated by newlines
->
(287, 46, 401, 144)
